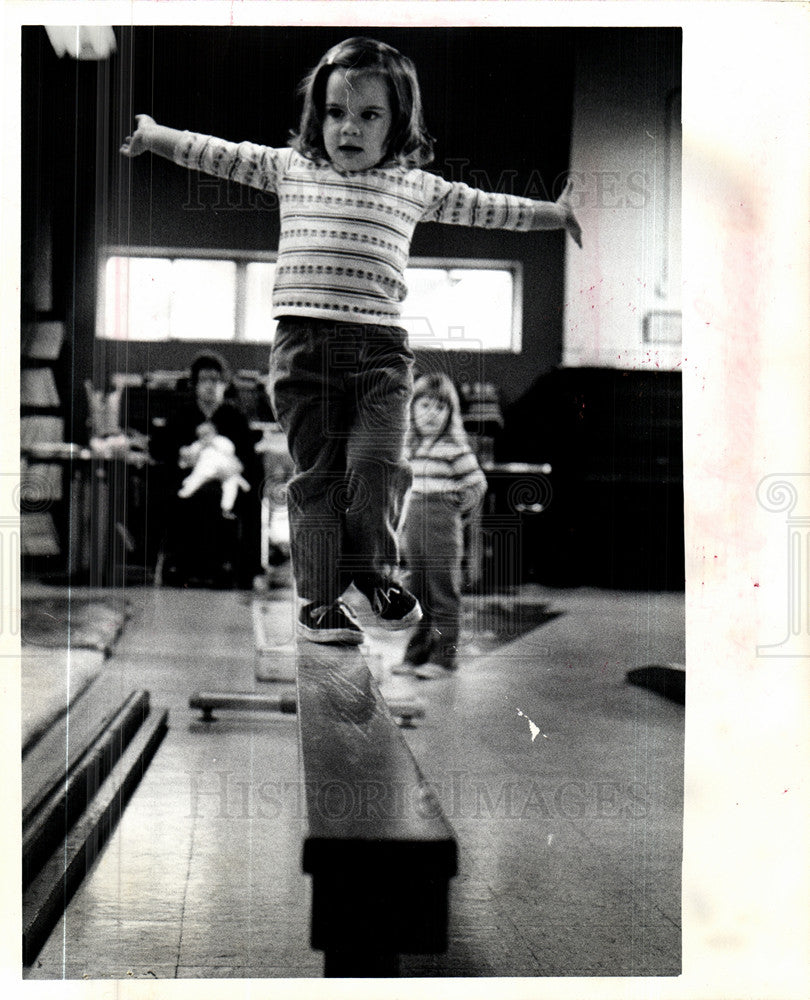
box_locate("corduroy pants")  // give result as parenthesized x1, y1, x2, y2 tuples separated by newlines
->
(268, 317, 414, 606)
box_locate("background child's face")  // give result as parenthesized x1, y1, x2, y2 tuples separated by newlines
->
(322, 68, 392, 173)
(413, 394, 450, 437)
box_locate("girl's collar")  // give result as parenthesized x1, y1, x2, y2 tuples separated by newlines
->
(305, 151, 403, 175)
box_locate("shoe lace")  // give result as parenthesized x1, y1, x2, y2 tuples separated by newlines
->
(309, 604, 334, 625)
(372, 588, 391, 615)
(309, 600, 356, 627)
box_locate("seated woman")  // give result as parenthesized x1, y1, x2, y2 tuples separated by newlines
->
(151, 352, 262, 588)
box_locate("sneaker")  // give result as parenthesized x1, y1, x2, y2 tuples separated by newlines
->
(298, 600, 365, 645)
(415, 662, 457, 680)
(391, 660, 418, 676)
(368, 582, 422, 630)
(402, 645, 430, 667)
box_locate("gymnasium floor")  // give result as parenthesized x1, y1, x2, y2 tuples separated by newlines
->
(23, 580, 685, 980)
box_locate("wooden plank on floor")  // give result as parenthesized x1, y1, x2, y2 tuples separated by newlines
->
(23, 690, 151, 890)
(190, 690, 298, 719)
(22, 705, 169, 967)
(189, 688, 424, 726)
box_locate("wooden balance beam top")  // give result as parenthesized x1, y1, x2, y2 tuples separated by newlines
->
(296, 644, 458, 978)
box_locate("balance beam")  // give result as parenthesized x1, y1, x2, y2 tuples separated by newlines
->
(296, 643, 458, 977)
(189, 689, 424, 728)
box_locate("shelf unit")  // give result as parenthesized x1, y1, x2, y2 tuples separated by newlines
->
(20, 321, 68, 563)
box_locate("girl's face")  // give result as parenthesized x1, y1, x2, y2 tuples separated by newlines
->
(323, 68, 392, 173)
(413, 394, 450, 437)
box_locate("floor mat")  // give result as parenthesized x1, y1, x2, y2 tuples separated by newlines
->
(21, 596, 131, 653)
(21, 647, 107, 753)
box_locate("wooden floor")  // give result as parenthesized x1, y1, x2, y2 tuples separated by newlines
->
(23, 581, 685, 980)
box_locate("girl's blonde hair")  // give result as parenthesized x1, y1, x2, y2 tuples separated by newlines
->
(408, 372, 469, 450)
(290, 36, 434, 168)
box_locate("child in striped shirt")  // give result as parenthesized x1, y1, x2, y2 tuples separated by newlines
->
(396, 373, 487, 678)
(120, 36, 581, 645)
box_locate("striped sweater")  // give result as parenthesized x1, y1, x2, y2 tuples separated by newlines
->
(409, 436, 487, 511)
(172, 134, 564, 326)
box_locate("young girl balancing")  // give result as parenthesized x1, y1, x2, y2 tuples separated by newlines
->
(397, 373, 487, 679)
(120, 36, 582, 645)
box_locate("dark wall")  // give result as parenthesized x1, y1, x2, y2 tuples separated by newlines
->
(499, 367, 684, 589)
(23, 26, 580, 413)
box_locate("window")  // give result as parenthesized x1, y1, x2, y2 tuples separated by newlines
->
(98, 249, 522, 351)
(399, 263, 520, 352)
(244, 262, 278, 343)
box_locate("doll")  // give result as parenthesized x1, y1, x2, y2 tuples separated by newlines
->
(177, 422, 250, 517)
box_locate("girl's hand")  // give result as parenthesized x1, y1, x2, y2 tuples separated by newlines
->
(556, 177, 583, 248)
(120, 114, 157, 158)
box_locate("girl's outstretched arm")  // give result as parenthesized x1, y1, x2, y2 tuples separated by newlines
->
(522, 178, 582, 246)
(120, 114, 186, 161)
(120, 118, 281, 194)
(424, 173, 583, 246)
(555, 177, 583, 248)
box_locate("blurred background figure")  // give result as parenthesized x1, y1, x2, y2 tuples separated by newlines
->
(151, 353, 262, 588)
(397, 372, 487, 679)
